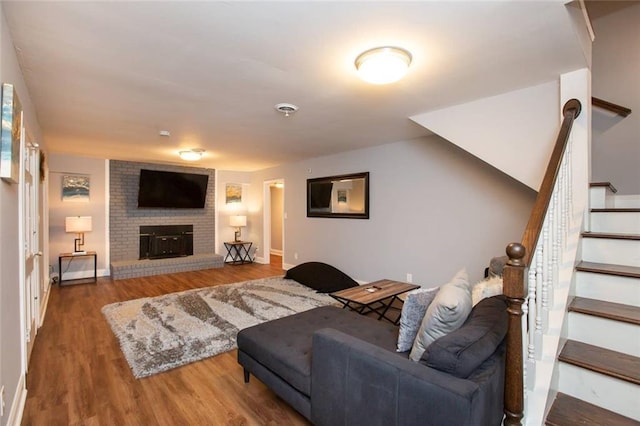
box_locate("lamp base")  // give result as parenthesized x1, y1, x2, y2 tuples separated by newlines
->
(234, 230, 241, 242)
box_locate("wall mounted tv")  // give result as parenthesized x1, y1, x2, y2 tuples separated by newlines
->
(137, 169, 209, 208)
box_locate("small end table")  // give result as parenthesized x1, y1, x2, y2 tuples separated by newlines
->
(224, 241, 253, 265)
(58, 251, 98, 286)
(330, 279, 419, 324)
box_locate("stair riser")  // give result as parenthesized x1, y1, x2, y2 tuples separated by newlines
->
(557, 362, 640, 420)
(575, 272, 640, 307)
(581, 238, 640, 267)
(568, 313, 640, 357)
(590, 212, 640, 234)
(613, 195, 640, 209)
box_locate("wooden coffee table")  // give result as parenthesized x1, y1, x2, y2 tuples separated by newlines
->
(330, 279, 420, 324)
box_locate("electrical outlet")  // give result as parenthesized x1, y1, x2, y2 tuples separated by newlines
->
(294, 252, 299, 260)
(1, 385, 5, 417)
(406, 273, 413, 283)
(254, 246, 259, 252)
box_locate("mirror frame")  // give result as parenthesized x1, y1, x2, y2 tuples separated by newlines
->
(306, 172, 369, 219)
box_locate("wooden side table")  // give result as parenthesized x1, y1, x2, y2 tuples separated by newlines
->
(330, 279, 419, 324)
(58, 251, 98, 286)
(224, 241, 253, 265)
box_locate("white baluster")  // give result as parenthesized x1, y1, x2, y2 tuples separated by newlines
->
(526, 255, 537, 390)
(535, 244, 544, 360)
(542, 218, 550, 333)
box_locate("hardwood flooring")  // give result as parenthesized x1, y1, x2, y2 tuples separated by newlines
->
(22, 262, 310, 426)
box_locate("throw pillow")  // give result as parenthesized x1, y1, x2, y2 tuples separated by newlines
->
(472, 275, 503, 306)
(284, 262, 358, 293)
(396, 287, 440, 352)
(420, 295, 508, 378)
(409, 268, 472, 362)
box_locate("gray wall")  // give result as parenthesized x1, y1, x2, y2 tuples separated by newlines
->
(109, 160, 216, 262)
(591, 3, 640, 194)
(48, 154, 108, 277)
(247, 135, 537, 287)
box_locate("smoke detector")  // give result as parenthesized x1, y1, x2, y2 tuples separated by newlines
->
(275, 103, 298, 117)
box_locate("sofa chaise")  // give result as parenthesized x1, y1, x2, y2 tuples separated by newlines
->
(237, 293, 508, 425)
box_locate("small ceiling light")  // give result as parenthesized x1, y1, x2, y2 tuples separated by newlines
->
(275, 103, 298, 117)
(355, 46, 412, 85)
(159, 130, 171, 137)
(179, 149, 205, 161)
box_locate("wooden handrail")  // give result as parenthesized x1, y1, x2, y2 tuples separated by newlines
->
(502, 99, 582, 425)
(592, 97, 632, 117)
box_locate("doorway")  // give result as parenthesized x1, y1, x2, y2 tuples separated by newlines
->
(263, 179, 284, 268)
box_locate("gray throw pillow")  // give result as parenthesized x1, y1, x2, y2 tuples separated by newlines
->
(409, 268, 472, 362)
(420, 295, 508, 378)
(396, 287, 440, 352)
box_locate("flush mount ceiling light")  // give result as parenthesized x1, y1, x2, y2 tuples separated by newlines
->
(275, 103, 298, 117)
(355, 46, 412, 85)
(179, 149, 205, 161)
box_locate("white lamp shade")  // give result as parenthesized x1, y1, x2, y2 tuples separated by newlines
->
(65, 216, 92, 233)
(229, 215, 247, 227)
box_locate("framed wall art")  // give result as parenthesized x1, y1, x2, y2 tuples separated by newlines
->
(62, 174, 90, 202)
(225, 183, 242, 204)
(0, 83, 22, 184)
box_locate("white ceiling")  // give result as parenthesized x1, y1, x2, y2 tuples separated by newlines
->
(3, 1, 587, 171)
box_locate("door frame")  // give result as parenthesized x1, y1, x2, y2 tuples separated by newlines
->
(262, 179, 285, 265)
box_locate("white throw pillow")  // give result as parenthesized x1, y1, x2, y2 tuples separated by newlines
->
(409, 268, 473, 362)
(472, 275, 503, 306)
(396, 287, 440, 352)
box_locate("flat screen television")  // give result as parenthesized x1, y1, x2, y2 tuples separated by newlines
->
(137, 169, 209, 208)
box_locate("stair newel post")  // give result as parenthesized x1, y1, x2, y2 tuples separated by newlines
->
(503, 242, 527, 426)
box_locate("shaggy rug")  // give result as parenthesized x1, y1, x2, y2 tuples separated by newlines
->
(102, 277, 335, 378)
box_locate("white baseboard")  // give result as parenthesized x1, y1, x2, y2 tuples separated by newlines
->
(39, 283, 51, 327)
(282, 262, 296, 270)
(7, 373, 26, 426)
(254, 256, 268, 265)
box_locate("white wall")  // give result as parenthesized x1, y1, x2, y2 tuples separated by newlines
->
(48, 154, 108, 278)
(591, 4, 640, 194)
(0, 7, 44, 425)
(215, 170, 252, 255)
(410, 81, 560, 191)
(248, 135, 536, 287)
(270, 186, 283, 252)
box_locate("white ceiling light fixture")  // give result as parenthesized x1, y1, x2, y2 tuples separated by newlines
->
(275, 103, 298, 117)
(179, 148, 205, 161)
(355, 46, 412, 85)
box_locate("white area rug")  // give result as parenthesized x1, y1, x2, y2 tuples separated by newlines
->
(102, 277, 335, 378)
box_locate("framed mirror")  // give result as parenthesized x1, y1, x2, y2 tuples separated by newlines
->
(307, 172, 369, 219)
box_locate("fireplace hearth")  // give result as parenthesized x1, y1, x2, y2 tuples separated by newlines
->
(140, 225, 193, 260)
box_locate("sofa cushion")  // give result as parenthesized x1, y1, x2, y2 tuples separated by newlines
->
(396, 287, 439, 352)
(284, 262, 358, 293)
(420, 295, 508, 378)
(409, 268, 472, 361)
(237, 306, 399, 397)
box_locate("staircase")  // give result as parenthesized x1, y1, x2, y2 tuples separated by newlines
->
(546, 182, 640, 424)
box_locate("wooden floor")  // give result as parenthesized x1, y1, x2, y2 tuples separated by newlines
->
(21, 255, 310, 425)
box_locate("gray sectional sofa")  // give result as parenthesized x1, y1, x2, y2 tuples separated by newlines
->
(237, 295, 508, 426)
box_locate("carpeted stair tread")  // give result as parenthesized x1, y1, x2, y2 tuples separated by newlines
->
(581, 232, 640, 240)
(546, 392, 640, 426)
(559, 340, 640, 385)
(569, 297, 640, 325)
(576, 261, 640, 279)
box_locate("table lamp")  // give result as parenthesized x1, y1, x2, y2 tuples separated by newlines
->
(65, 216, 92, 254)
(230, 215, 246, 242)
